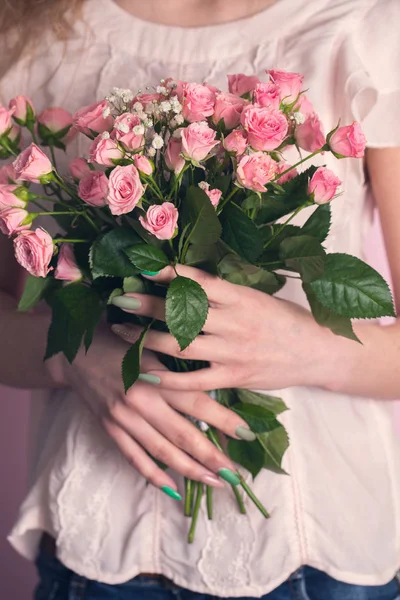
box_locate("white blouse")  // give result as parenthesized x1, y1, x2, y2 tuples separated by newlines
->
(6, 0, 400, 596)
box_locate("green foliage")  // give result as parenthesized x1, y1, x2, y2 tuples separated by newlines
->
(231, 402, 281, 434)
(301, 204, 331, 243)
(122, 325, 150, 393)
(18, 275, 52, 312)
(227, 439, 265, 479)
(166, 276, 209, 350)
(280, 235, 326, 283)
(218, 253, 285, 295)
(125, 243, 170, 272)
(90, 228, 141, 278)
(220, 202, 264, 262)
(258, 426, 289, 474)
(181, 186, 222, 246)
(236, 389, 288, 416)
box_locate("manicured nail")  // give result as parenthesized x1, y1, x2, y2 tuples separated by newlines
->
(138, 373, 161, 385)
(235, 426, 256, 442)
(161, 486, 182, 501)
(218, 468, 240, 486)
(142, 270, 159, 276)
(111, 295, 141, 310)
(201, 474, 225, 488)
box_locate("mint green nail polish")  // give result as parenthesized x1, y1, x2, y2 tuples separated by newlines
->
(218, 468, 240, 486)
(142, 270, 159, 276)
(138, 373, 161, 385)
(161, 486, 182, 501)
(111, 295, 141, 310)
(235, 426, 257, 442)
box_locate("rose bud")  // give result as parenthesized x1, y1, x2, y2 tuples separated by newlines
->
(13, 143, 53, 184)
(267, 70, 304, 105)
(9, 95, 35, 126)
(73, 100, 113, 138)
(13, 227, 54, 278)
(223, 129, 248, 155)
(54, 244, 82, 282)
(0, 184, 27, 209)
(107, 164, 145, 215)
(253, 82, 281, 109)
(275, 162, 298, 185)
(78, 171, 108, 207)
(236, 152, 277, 193)
(241, 105, 289, 152)
(37, 107, 73, 143)
(133, 154, 154, 176)
(0, 207, 32, 236)
(139, 203, 179, 240)
(227, 73, 260, 97)
(295, 113, 326, 152)
(181, 122, 219, 162)
(113, 113, 144, 151)
(308, 167, 342, 204)
(198, 181, 222, 208)
(294, 94, 315, 118)
(328, 122, 366, 159)
(69, 157, 91, 180)
(165, 134, 186, 175)
(0, 104, 15, 136)
(212, 92, 248, 130)
(182, 83, 216, 122)
(89, 135, 124, 166)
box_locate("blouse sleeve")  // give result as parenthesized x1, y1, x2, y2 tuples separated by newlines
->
(342, 0, 400, 148)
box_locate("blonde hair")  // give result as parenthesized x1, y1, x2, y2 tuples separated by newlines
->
(0, 0, 85, 77)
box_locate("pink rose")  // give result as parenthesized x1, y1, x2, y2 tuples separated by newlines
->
(329, 122, 366, 159)
(78, 171, 108, 207)
(54, 244, 82, 282)
(165, 134, 186, 174)
(134, 92, 161, 110)
(198, 182, 222, 207)
(295, 113, 326, 152)
(267, 70, 304, 104)
(13, 228, 54, 278)
(73, 100, 113, 138)
(236, 152, 277, 193)
(295, 94, 315, 118)
(13, 144, 53, 184)
(107, 164, 144, 215)
(69, 158, 91, 180)
(133, 154, 153, 176)
(113, 113, 144, 151)
(89, 135, 124, 166)
(0, 207, 31, 236)
(9, 95, 35, 125)
(165, 79, 186, 101)
(275, 162, 298, 185)
(223, 129, 248, 155)
(8, 125, 21, 144)
(0, 104, 15, 136)
(139, 202, 178, 240)
(0, 165, 21, 185)
(212, 93, 248, 130)
(181, 122, 219, 162)
(241, 106, 288, 151)
(0, 184, 26, 209)
(182, 83, 216, 123)
(37, 107, 73, 139)
(308, 167, 342, 204)
(253, 83, 281, 109)
(227, 74, 260, 97)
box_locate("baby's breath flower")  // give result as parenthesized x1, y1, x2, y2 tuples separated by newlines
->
(101, 131, 111, 139)
(293, 112, 305, 125)
(147, 147, 156, 157)
(152, 134, 164, 150)
(115, 121, 130, 134)
(160, 100, 172, 113)
(145, 119, 153, 128)
(174, 114, 184, 125)
(102, 106, 111, 118)
(133, 124, 145, 136)
(156, 85, 168, 96)
(133, 102, 144, 112)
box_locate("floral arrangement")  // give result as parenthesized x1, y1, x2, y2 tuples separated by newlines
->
(0, 70, 395, 541)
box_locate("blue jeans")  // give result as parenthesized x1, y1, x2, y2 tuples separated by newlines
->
(34, 549, 400, 600)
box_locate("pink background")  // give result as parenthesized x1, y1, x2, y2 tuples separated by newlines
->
(0, 215, 397, 599)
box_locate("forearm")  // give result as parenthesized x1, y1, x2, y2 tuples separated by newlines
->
(321, 319, 400, 399)
(0, 289, 65, 389)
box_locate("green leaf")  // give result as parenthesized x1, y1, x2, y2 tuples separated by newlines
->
(123, 276, 146, 294)
(301, 204, 331, 243)
(236, 389, 288, 416)
(218, 253, 285, 295)
(303, 283, 361, 342)
(45, 283, 103, 363)
(231, 402, 281, 434)
(258, 426, 289, 475)
(310, 253, 396, 319)
(182, 186, 222, 246)
(185, 243, 220, 275)
(122, 326, 149, 393)
(213, 173, 231, 196)
(280, 235, 326, 283)
(166, 276, 209, 350)
(107, 288, 123, 305)
(227, 438, 265, 479)
(124, 243, 170, 272)
(220, 203, 263, 262)
(18, 275, 52, 312)
(90, 228, 142, 278)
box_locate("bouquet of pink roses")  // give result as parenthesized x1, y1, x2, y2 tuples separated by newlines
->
(0, 70, 394, 541)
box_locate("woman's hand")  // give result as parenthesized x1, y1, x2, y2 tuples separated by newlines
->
(112, 264, 335, 392)
(54, 324, 254, 496)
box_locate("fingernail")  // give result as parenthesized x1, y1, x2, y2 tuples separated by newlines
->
(235, 426, 256, 442)
(111, 295, 141, 310)
(200, 474, 225, 488)
(161, 486, 182, 501)
(138, 373, 161, 385)
(218, 468, 240, 486)
(142, 270, 159, 276)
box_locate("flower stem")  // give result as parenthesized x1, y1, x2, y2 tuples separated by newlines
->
(217, 186, 238, 214)
(26, 122, 38, 145)
(239, 476, 270, 519)
(49, 144, 58, 173)
(206, 485, 213, 520)
(184, 478, 195, 517)
(53, 238, 88, 243)
(272, 147, 325, 182)
(263, 203, 308, 250)
(188, 482, 203, 543)
(35, 211, 77, 217)
(232, 485, 247, 514)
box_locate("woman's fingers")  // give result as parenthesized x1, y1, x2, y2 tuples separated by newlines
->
(147, 365, 232, 392)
